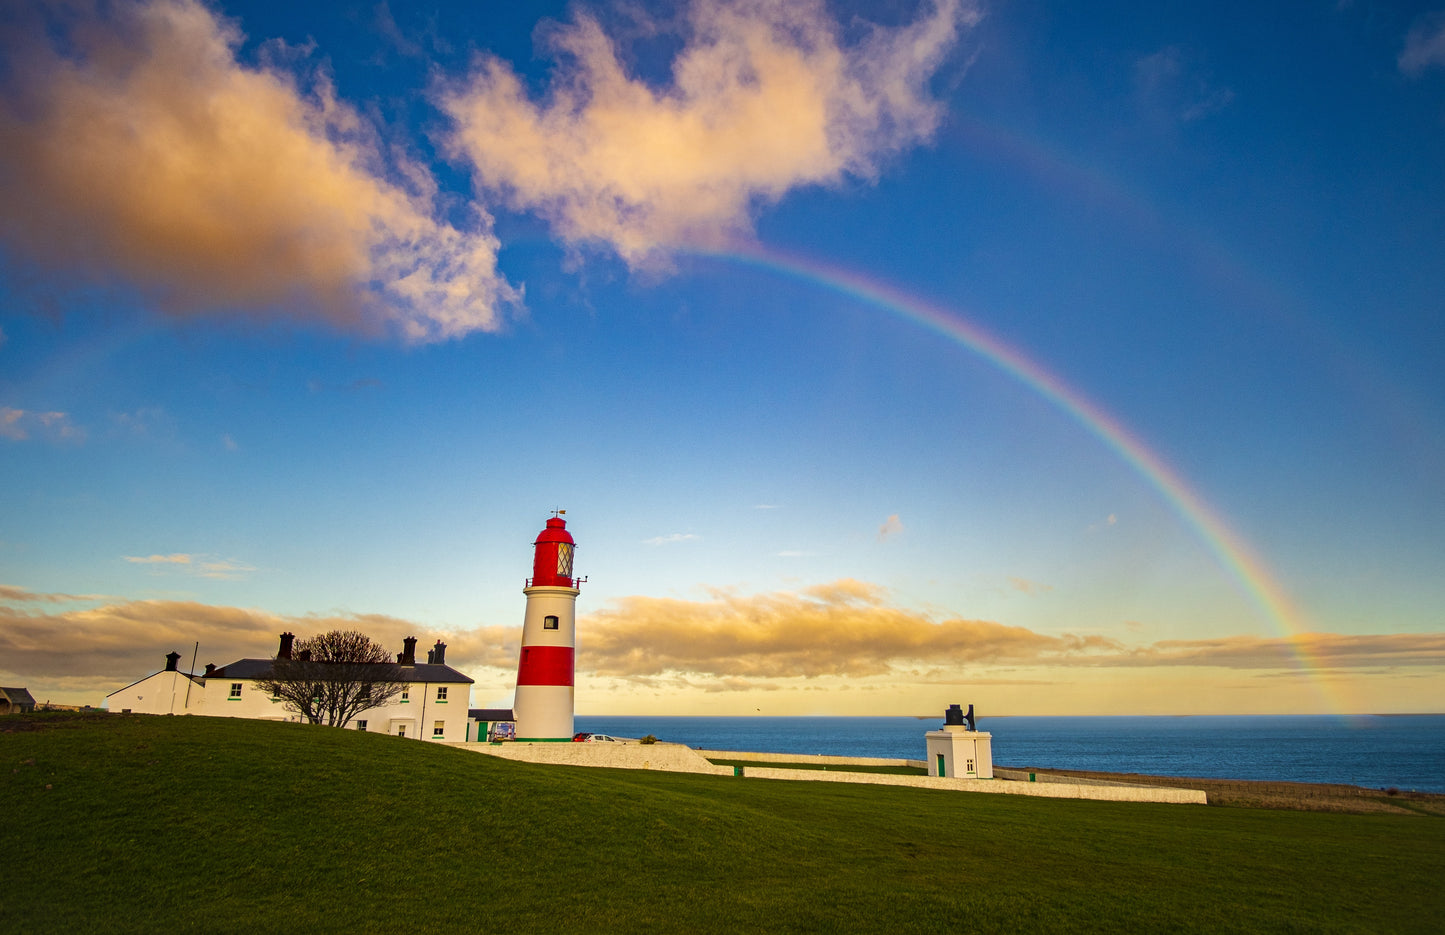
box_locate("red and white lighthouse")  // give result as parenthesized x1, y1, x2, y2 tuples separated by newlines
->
(513, 513, 581, 741)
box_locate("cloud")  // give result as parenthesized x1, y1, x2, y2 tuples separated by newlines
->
(1006, 576, 1052, 594)
(0, 595, 517, 688)
(1106, 633, 1445, 670)
(579, 579, 1117, 678)
(0, 0, 518, 342)
(197, 558, 257, 580)
(643, 532, 701, 546)
(123, 553, 194, 565)
(0, 406, 85, 442)
(442, 0, 975, 264)
(222, 434, 239, 451)
(5, 584, 1443, 705)
(122, 552, 258, 580)
(877, 513, 904, 541)
(111, 407, 172, 439)
(1400, 11, 1445, 74)
(576, 580, 1445, 680)
(1133, 46, 1233, 124)
(0, 585, 111, 604)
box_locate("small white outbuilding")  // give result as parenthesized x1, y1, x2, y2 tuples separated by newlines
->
(925, 703, 993, 779)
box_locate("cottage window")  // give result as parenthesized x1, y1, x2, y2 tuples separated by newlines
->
(544, 615, 559, 630)
(229, 683, 242, 699)
(397, 725, 407, 738)
(400, 689, 409, 703)
(433, 721, 445, 738)
(357, 720, 368, 731)
(436, 686, 448, 702)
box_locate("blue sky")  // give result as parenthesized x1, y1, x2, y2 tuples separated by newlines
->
(2, 0, 1443, 714)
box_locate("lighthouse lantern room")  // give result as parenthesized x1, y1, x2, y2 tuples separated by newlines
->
(513, 513, 581, 741)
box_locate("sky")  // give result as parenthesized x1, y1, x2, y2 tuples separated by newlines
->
(2, 0, 1443, 716)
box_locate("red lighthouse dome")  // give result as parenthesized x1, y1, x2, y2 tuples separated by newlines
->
(530, 516, 576, 587)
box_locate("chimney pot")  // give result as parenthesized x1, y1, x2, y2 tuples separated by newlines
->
(204, 663, 216, 677)
(278, 631, 295, 660)
(165, 651, 181, 672)
(433, 640, 447, 665)
(401, 636, 417, 666)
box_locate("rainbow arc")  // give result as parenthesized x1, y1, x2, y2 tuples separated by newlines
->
(695, 243, 1339, 713)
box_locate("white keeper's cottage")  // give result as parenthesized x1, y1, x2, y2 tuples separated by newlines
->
(106, 633, 474, 741)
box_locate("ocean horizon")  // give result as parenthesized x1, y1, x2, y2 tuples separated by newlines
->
(575, 714, 1445, 793)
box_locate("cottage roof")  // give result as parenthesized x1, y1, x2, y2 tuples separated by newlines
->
(468, 708, 515, 721)
(209, 658, 474, 684)
(1, 686, 37, 707)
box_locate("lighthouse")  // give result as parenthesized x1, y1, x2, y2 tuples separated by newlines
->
(513, 513, 581, 741)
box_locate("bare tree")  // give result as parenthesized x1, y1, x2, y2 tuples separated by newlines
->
(254, 630, 406, 728)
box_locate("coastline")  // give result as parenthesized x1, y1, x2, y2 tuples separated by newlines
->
(1004, 765, 1445, 814)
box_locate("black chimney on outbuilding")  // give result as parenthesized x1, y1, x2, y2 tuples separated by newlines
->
(278, 632, 295, 660)
(432, 640, 447, 665)
(165, 651, 181, 672)
(204, 663, 217, 677)
(400, 636, 417, 666)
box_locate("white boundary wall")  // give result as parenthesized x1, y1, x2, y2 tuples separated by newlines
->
(450, 742, 1206, 804)
(450, 740, 733, 774)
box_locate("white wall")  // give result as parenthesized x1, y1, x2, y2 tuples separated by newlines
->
(105, 671, 206, 715)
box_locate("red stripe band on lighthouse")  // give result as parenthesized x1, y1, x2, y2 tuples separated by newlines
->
(516, 645, 574, 686)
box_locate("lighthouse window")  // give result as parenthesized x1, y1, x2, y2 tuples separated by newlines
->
(544, 615, 559, 630)
(556, 542, 574, 576)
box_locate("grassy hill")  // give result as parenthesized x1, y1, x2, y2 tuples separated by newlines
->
(3, 713, 1442, 933)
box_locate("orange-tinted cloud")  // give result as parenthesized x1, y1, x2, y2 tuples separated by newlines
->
(1107, 633, 1445, 670)
(579, 579, 1117, 678)
(442, 0, 975, 264)
(7, 582, 1443, 707)
(0, 590, 517, 686)
(0, 0, 517, 342)
(577, 580, 1445, 679)
(0, 406, 85, 442)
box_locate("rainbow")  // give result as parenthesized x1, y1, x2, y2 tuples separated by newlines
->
(693, 243, 1339, 711)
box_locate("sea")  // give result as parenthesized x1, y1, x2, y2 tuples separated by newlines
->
(574, 714, 1445, 793)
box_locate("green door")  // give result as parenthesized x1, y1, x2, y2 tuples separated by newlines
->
(936, 753, 946, 777)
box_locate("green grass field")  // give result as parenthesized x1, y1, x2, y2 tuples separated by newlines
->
(3, 713, 1442, 933)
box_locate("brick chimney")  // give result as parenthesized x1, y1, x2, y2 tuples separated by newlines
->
(204, 663, 217, 677)
(278, 631, 295, 660)
(165, 651, 181, 672)
(432, 640, 447, 665)
(399, 636, 417, 667)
